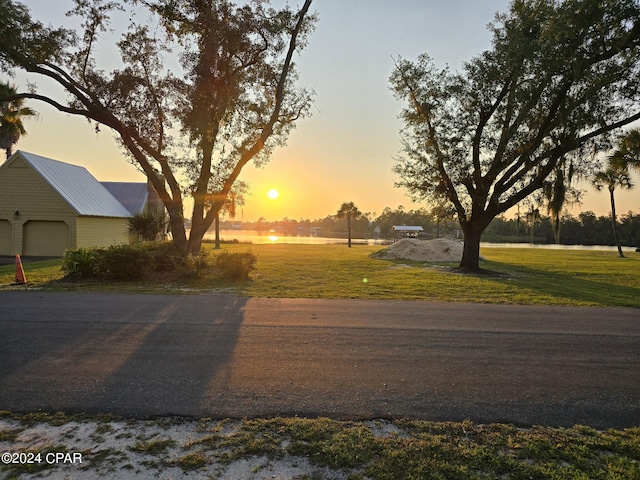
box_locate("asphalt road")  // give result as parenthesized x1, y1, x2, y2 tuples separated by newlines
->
(1, 291, 639, 428)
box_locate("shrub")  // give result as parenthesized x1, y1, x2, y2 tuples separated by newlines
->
(178, 251, 212, 278)
(61, 243, 257, 282)
(98, 244, 151, 280)
(214, 251, 257, 281)
(62, 248, 101, 279)
(147, 242, 184, 272)
(63, 245, 151, 281)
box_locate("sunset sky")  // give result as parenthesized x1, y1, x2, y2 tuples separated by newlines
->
(5, 0, 639, 222)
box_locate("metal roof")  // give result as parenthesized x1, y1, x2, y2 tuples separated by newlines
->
(15, 151, 132, 218)
(101, 182, 149, 215)
(392, 225, 424, 232)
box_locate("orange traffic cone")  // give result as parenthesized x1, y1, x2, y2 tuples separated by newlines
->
(15, 254, 26, 284)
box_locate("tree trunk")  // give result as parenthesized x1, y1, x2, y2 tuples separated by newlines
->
(459, 222, 484, 271)
(347, 215, 352, 247)
(529, 222, 534, 245)
(166, 205, 188, 253)
(214, 213, 221, 249)
(609, 189, 625, 258)
(553, 213, 561, 244)
(188, 226, 205, 254)
(188, 204, 220, 254)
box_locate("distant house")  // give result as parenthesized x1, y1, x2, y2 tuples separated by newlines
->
(392, 225, 424, 240)
(0, 151, 158, 256)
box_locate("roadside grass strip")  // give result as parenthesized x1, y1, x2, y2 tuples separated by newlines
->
(1, 412, 639, 479)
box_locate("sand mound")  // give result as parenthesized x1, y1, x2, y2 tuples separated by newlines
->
(372, 238, 463, 262)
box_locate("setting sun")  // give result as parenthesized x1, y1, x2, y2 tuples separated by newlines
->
(267, 188, 280, 200)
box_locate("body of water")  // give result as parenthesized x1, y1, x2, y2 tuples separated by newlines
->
(205, 229, 379, 245)
(206, 229, 638, 252)
(481, 242, 638, 252)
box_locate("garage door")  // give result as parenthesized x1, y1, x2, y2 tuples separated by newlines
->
(23, 221, 70, 256)
(0, 220, 11, 255)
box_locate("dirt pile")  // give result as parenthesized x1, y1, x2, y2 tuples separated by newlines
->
(372, 238, 463, 262)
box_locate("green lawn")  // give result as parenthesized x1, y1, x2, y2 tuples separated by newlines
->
(1, 243, 639, 307)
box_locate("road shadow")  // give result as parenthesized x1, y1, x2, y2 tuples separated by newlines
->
(86, 295, 248, 417)
(0, 291, 135, 385)
(0, 293, 248, 416)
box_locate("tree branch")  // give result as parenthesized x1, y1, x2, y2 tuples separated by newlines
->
(391, 58, 466, 219)
(202, 0, 314, 228)
(472, 72, 513, 181)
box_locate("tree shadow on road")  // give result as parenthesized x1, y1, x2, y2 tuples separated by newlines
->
(0, 293, 248, 417)
(86, 295, 248, 417)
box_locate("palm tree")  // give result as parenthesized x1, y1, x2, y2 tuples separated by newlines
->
(336, 202, 362, 247)
(128, 208, 169, 243)
(0, 83, 38, 159)
(609, 128, 640, 173)
(542, 160, 582, 244)
(592, 165, 633, 258)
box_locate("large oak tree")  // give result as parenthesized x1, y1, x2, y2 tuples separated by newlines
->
(0, 0, 315, 253)
(390, 0, 640, 271)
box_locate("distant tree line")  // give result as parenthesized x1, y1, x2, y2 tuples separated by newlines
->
(221, 206, 640, 248)
(220, 205, 459, 241)
(484, 211, 640, 247)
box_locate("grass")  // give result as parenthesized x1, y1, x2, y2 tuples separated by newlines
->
(1, 412, 639, 479)
(130, 438, 176, 455)
(1, 243, 639, 307)
(0, 258, 64, 287)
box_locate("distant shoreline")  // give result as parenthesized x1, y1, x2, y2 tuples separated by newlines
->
(205, 229, 638, 251)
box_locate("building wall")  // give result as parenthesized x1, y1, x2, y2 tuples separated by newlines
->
(76, 216, 129, 248)
(0, 219, 11, 255)
(0, 157, 77, 255)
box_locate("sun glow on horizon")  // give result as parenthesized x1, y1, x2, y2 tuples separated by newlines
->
(267, 188, 280, 200)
